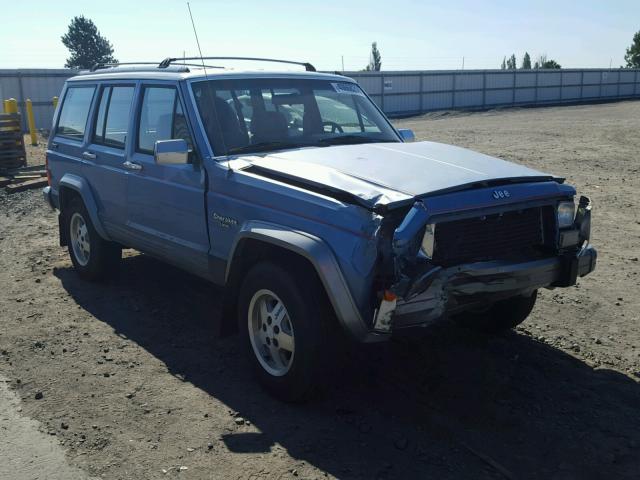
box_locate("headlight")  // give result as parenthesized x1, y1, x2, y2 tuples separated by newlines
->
(420, 223, 436, 258)
(557, 201, 575, 228)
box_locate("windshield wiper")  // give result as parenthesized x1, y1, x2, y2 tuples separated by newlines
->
(226, 141, 305, 155)
(318, 135, 398, 146)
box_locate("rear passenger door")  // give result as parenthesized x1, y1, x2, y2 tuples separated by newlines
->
(83, 83, 136, 236)
(125, 83, 209, 277)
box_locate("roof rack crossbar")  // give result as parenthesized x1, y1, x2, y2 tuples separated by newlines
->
(90, 62, 160, 72)
(158, 56, 316, 72)
(171, 62, 225, 69)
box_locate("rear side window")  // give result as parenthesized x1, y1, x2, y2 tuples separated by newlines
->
(93, 86, 135, 149)
(56, 86, 96, 140)
(137, 86, 194, 156)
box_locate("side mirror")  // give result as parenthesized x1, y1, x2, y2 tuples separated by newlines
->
(397, 129, 415, 143)
(154, 139, 189, 165)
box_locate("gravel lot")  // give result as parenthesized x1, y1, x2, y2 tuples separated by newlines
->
(1, 101, 639, 480)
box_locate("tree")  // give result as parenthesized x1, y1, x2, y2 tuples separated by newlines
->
(501, 57, 506, 70)
(61, 16, 117, 69)
(534, 54, 561, 69)
(624, 30, 640, 68)
(521, 52, 532, 69)
(535, 54, 547, 69)
(506, 54, 517, 70)
(365, 42, 382, 71)
(542, 59, 561, 69)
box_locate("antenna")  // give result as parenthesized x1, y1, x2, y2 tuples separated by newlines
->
(187, 2, 207, 74)
(186, 2, 228, 160)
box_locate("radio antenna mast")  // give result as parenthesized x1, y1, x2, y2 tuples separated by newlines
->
(186, 2, 228, 161)
(187, 2, 207, 75)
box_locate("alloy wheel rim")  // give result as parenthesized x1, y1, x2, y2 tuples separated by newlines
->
(70, 213, 90, 267)
(247, 289, 295, 377)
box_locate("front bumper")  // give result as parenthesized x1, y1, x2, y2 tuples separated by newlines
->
(391, 245, 597, 329)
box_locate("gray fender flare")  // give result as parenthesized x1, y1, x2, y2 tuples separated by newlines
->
(226, 221, 383, 343)
(58, 174, 111, 241)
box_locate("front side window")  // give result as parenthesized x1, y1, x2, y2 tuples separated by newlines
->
(56, 86, 96, 140)
(93, 86, 135, 149)
(191, 78, 399, 156)
(137, 86, 194, 159)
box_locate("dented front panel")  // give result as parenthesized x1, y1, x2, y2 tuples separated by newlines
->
(373, 184, 596, 332)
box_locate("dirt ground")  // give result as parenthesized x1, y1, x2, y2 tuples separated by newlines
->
(1, 101, 639, 480)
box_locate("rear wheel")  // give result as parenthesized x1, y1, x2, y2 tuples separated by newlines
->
(64, 197, 120, 281)
(238, 261, 334, 402)
(453, 290, 538, 333)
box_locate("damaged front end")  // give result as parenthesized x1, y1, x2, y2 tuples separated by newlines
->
(371, 189, 597, 333)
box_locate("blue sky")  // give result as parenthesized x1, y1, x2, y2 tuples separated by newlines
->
(3, 0, 639, 70)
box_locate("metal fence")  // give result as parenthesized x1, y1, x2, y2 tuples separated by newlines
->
(348, 68, 640, 116)
(0, 69, 74, 132)
(1, 68, 640, 130)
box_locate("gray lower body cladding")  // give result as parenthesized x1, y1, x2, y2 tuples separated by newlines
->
(392, 245, 597, 328)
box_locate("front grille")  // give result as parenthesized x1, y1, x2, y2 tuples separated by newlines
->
(432, 207, 551, 266)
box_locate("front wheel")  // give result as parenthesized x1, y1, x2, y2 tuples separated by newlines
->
(453, 290, 538, 333)
(238, 261, 334, 402)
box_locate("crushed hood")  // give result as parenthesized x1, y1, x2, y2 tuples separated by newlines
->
(232, 141, 557, 210)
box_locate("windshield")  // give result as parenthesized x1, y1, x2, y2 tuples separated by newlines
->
(191, 78, 400, 156)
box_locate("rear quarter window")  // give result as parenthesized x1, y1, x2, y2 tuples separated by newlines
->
(56, 86, 96, 140)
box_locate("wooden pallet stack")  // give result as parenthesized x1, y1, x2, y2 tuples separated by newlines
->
(0, 113, 27, 172)
(0, 165, 48, 193)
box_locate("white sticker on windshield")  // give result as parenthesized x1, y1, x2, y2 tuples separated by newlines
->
(332, 82, 365, 96)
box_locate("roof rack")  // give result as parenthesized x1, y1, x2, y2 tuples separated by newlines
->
(158, 56, 316, 72)
(87, 62, 227, 74)
(89, 62, 160, 72)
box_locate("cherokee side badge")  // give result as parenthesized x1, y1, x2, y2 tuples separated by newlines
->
(212, 212, 238, 228)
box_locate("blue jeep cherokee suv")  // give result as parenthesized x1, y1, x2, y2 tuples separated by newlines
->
(43, 58, 596, 400)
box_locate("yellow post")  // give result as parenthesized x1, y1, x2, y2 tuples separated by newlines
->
(3, 99, 8, 113)
(52, 96, 59, 109)
(7, 98, 18, 114)
(26, 99, 37, 145)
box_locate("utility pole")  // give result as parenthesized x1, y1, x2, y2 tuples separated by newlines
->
(341, 55, 345, 72)
(462, 56, 465, 70)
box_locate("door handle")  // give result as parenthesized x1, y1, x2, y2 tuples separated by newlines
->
(82, 151, 96, 160)
(50, 142, 59, 149)
(122, 160, 143, 171)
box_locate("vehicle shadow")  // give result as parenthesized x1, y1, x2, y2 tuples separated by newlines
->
(54, 253, 640, 480)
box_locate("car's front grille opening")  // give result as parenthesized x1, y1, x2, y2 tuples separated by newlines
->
(432, 206, 553, 266)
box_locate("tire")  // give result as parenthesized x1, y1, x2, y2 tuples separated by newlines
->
(453, 290, 538, 333)
(64, 197, 121, 281)
(237, 261, 334, 402)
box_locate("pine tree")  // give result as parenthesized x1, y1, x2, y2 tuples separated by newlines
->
(61, 16, 117, 69)
(506, 54, 517, 70)
(625, 31, 640, 68)
(521, 52, 532, 69)
(501, 57, 506, 70)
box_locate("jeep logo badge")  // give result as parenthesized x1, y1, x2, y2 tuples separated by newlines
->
(492, 189, 511, 199)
